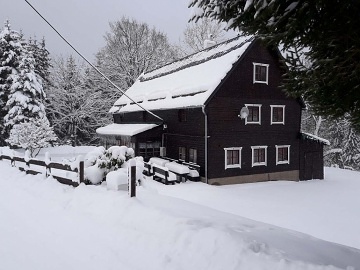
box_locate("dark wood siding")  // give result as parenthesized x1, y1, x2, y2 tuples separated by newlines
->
(206, 40, 302, 181)
(299, 139, 324, 180)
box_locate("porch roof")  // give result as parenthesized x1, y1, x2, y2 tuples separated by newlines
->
(96, 123, 159, 137)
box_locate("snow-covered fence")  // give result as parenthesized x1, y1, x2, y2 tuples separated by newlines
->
(0, 153, 84, 187)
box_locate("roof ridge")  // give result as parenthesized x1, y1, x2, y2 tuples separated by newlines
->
(140, 35, 254, 82)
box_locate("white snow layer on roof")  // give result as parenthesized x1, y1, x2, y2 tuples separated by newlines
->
(96, 123, 159, 137)
(301, 132, 330, 145)
(110, 36, 253, 113)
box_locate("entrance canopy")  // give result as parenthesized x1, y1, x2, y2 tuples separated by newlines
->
(96, 123, 159, 137)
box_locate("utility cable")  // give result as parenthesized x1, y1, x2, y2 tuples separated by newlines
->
(25, 0, 164, 122)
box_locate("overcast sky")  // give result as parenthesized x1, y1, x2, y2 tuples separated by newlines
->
(1, 0, 191, 60)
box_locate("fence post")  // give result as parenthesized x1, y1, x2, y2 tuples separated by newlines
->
(45, 152, 51, 177)
(79, 160, 84, 184)
(129, 159, 136, 197)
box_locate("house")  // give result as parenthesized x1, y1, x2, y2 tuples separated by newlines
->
(96, 36, 329, 185)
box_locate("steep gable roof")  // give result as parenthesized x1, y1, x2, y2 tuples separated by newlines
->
(110, 35, 254, 113)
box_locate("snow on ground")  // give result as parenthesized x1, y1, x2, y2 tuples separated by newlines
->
(0, 161, 360, 270)
(148, 167, 360, 250)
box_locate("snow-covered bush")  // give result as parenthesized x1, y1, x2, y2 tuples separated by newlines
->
(84, 146, 135, 184)
(5, 116, 58, 158)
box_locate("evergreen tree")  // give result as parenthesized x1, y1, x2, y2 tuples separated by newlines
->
(190, 0, 360, 130)
(0, 20, 23, 145)
(324, 118, 360, 170)
(4, 40, 46, 129)
(28, 37, 51, 90)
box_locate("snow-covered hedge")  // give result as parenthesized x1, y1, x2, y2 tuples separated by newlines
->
(83, 146, 143, 185)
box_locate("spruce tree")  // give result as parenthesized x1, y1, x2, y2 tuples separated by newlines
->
(0, 20, 23, 145)
(4, 38, 47, 128)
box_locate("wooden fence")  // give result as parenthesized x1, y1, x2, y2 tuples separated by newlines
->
(0, 154, 84, 187)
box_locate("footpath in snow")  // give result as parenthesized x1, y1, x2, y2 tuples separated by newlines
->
(0, 161, 359, 270)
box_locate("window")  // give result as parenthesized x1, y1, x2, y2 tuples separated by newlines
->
(139, 141, 161, 160)
(189, 148, 197, 163)
(271, 105, 285, 125)
(178, 109, 187, 122)
(276, 145, 290, 165)
(251, 146, 268, 167)
(253, 63, 269, 84)
(224, 147, 242, 169)
(245, 104, 262, 124)
(179, 147, 186, 160)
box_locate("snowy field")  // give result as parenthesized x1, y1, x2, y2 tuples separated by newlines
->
(149, 167, 360, 250)
(0, 148, 360, 270)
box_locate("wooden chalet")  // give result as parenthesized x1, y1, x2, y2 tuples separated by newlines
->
(97, 36, 329, 184)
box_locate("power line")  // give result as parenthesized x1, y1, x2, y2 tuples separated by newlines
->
(24, 0, 164, 122)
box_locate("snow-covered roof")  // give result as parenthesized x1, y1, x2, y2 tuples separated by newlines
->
(300, 132, 330, 145)
(96, 123, 159, 137)
(110, 36, 254, 113)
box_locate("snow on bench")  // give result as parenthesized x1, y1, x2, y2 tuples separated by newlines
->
(152, 163, 177, 185)
(149, 157, 170, 167)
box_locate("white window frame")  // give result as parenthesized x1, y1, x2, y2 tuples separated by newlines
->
(276, 145, 290, 165)
(270, 105, 286, 125)
(245, 104, 262, 125)
(224, 147, 242, 169)
(253, 62, 269, 84)
(251, 146, 268, 167)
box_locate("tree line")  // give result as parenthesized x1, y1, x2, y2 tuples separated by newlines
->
(0, 16, 359, 169)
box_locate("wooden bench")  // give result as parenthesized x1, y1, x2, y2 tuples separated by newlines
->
(152, 166, 177, 185)
(143, 162, 153, 176)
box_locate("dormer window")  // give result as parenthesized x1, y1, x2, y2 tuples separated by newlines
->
(253, 63, 269, 84)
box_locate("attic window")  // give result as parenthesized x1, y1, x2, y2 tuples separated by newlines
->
(253, 63, 269, 84)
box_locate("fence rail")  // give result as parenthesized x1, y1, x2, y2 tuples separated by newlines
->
(0, 154, 84, 187)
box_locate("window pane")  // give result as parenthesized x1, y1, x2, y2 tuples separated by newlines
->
(278, 147, 288, 162)
(248, 106, 259, 122)
(254, 148, 265, 163)
(189, 148, 197, 163)
(273, 107, 284, 122)
(179, 147, 186, 160)
(255, 65, 267, 81)
(227, 150, 240, 165)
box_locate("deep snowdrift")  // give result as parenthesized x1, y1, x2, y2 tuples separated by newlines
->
(0, 161, 359, 270)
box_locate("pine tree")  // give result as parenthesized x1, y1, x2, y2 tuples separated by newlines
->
(0, 20, 23, 145)
(4, 40, 47, 128)
(28, 37, 51, 90)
